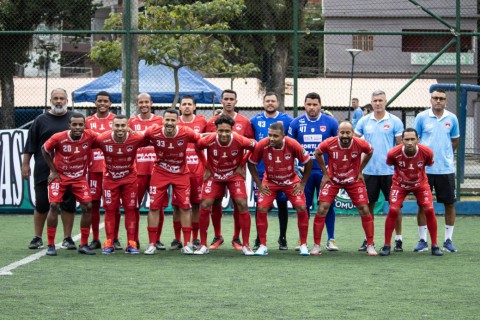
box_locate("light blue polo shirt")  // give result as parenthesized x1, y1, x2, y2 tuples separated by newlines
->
(413, 108, 459, 174)
(352, 107, 364, 129)
(355, 112, 404, 175)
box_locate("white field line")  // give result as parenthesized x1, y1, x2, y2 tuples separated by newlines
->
(0, 223, 105, 276)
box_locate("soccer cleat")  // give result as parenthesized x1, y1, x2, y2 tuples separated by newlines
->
(46, 245, 57, 256)
(182, 243, 194, 255)
(78, 244, 96, 255)
(443, 239, 458, 252)
(60, 237, 77, 250)
(28, 236, 44, 249)
(170, 239, 183, 250)
(432, 245, 444, 256)
(101, 240, 115, 255)
(241, 245, 254, 256)
(310, 244, 322, 256)
(413, 239, 429, 252)
(88, 239, 101, 250)
(278, 237, 288, 250)
(192, 239, 201, 250)
(366, 245, 377, 256)
(125, 240, 140, 254)
(326, 239, 339, 251)
(194, 245, 210, 255)
(208, 236, 224, 250)
(394, 239, 404, 252)
(155, 241, 166, 250)
(253, 238, 260, 251)
(295, 240, 301, 251)
(358, 239, 368, 251)
(231, 238, 243, 250)
(144, 244, 156, 255)
(379, 245, 391, 256)
(299, 244, 310, 256)
(113, 239, 123, 250)
(254, 245, 268, 256)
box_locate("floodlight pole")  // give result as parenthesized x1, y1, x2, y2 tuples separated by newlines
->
(346, 49, 362, 121)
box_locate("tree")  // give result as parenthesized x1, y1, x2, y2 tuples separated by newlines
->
(0, 0, 98, 129)
(90, 0, 258, 108)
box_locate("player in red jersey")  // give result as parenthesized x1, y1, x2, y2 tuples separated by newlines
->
(312, 121, 377, 256)
(143, 108, 203, 255)
(247, 122, 312, 256)
(172, 95, 208, 250)
(84, 91, 118, 250)
(128, 93, 163, 250)
(379, 128, 443, 256)
(205, 89, 254, 251)
(93, 114, 147, 255)
(42, 113, 97, 256)
(194, 114, 257, 255)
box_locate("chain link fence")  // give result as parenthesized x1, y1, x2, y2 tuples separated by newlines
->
(0, 0, 479, 194)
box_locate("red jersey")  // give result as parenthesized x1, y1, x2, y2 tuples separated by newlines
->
(128, 114, 163, 175)
(179, 114, 207, 176)
(318, 136, 373, 185)
(387, 144, 434, 190)
(92, 131, 147, 180)
(85, 113, 116, 172)
(144, 125, 200, 175)
(249, 137, 310, 186)
(196, 132, 256, 181)
(43, 129, 97, 182)
(206, 112, 254, 138)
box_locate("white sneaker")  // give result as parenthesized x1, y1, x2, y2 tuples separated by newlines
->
(326, 239, 339, 251)
(194, 245, 209, 255)
(254, 244, 268, 256)
(299, 243, 310, 256)
(310, 244, 322, 255)
(182, 242, 194, 255)
(366, 244, 378, 256)
(242, 245, 254, 256)
(144, 243, 156, 255)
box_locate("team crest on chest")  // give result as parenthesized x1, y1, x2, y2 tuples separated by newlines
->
(351, 152, 358, 158)
(235, 124, 242, 131)
(194, 126, 200, 133)
(178, 140, 184, 146)
(285, 153, 291, 160)
(126, 146, 133, 152)
(383, 124, 391, 130)
(231, 150, 238, 157)
(82, 143, 88, 149)
(445, 122, 451, 128)
(418, 161, 424, 167)
(320, 126, 326, 132)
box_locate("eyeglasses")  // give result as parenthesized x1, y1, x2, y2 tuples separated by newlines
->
(431, 96, 446, 101)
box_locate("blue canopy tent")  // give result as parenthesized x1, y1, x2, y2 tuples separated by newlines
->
(72, 60, 223, 104)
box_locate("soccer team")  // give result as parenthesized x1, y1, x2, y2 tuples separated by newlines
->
(23, 87, 460, 257)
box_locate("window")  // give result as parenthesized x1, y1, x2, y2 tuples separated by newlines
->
(353, 33, 374, 51)
(402, 29, 473, 52)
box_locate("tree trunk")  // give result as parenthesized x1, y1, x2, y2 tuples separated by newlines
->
(172, 67, 180, 108)
(271, 38, 289, 112)
(0, 76, 15, 129)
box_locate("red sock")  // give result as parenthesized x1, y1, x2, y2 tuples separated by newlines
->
(384, 207, 399, 246)
(114, 210, 121, 240)
(147, 226, 157, 244)
(173, 220, 182, 241)
(313, 214, 326, 246)
(104, 210, 115, 241)
(124, 209, 136, 243)
(238, 211, 251, 246)
(91, 201, 100, 240)
(156, 208, 165, 242)
(182, 227, 192, 246)
(134, 208, 140, 243)
(297, 210, 309, 244)
(211, 205, 222, 238)
(232, 206, 241, 240)
(47, 227, 57, 246)
(361, 214, 375, 246)
(199, 208, 211, 246)
(424, 207, 438, 246)
(192, 222, 199, 240)
(80, 227, 90, 246)
(256, 211, 268, 245)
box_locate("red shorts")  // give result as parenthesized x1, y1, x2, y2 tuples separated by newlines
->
(172, 174, 203, 206)
(150, 169, 191, 210)
(258, 182, 306, 209)
(202, 175, 247, 200)
(88, 172, 104, 200)
(390, 184, 433, 208)
(49, 178, 92, 203)
(103, 175, 138, 212)
(136, 174, 151, 204)
(319, 180, 369, 207)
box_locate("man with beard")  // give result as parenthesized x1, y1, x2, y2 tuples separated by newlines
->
(22, 88, 77, 251)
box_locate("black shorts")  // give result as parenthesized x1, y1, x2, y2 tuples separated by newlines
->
(34, 181, 77, 213)
(364, 174, 392, 204)
(427, 173, 456, 204)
